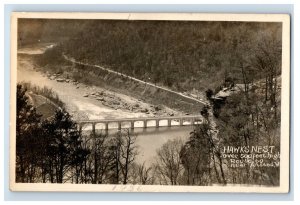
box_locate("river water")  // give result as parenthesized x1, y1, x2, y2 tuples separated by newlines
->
(17, 46, 194, 166)
(85, 126, 193, 166)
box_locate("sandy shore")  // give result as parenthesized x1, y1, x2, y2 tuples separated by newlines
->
(17, 55, 184, 127)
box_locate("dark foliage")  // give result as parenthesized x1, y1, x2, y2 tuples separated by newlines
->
(19, 19, 281, 92)
(16, 84, 139, 184)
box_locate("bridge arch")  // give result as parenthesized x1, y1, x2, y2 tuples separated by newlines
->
(78, 115, 203, 131)
(133, 120, 147, 128)
(145, 119, 159, 128)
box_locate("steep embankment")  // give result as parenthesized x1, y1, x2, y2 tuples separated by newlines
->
(18, 50, 185, 121)
(26, 91, 59, 120)
(58, 54, 206, 115)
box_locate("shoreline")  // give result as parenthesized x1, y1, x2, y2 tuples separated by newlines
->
(17, 54, 186, 123)
(17, 51, 194, 167)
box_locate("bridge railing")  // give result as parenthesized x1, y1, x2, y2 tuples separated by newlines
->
(77, 115, 203, 134)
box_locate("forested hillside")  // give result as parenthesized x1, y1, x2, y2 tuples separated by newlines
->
(18, 19, 282, 92)
(18, 19, 90, 47)
(63, 20, 282, 91)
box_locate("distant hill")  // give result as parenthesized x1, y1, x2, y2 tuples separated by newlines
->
(19, 19, 282, 93)
(62, 20, 282, 92)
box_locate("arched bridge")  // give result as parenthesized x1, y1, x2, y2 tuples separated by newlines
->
(78, 115, 203, 134)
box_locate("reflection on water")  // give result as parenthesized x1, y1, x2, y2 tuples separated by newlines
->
(134, 126, 194, 166)
(83, 125, 194, 166)
(81, 120, 200, 131)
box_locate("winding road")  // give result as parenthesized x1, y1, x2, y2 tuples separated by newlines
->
(63, 54, 220, 140)
(63, 54, 209, 106)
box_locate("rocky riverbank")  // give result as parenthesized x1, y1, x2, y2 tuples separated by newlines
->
(43, 72, 183, 119)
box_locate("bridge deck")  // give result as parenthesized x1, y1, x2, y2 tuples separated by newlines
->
(78, 115, 203, 132)
(78, 115, 203, 124)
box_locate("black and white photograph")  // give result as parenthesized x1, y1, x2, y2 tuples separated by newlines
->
(9, 13, 290, 192)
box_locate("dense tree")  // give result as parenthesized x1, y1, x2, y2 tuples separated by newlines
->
(16, 84, 42, 183)
(16, 84, 90, 183)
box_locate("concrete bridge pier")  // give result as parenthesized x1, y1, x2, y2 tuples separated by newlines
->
(118, 122, 121, 130)
(105, 123, 109, 133)
(191, 119, 195, 125)
(78, 124, 83, 132)
(92, 123, 96, 136)
(156, 119, 159, 128)
(180, 119, 183, 126)
(130, 121, 134, 129)
(143, 120, 147, 128)
(168, 119, 171, 127)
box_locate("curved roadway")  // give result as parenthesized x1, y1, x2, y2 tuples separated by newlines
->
(63, 54, 208, 106)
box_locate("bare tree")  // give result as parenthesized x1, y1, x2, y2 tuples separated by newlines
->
(108, 129, 138, 184)
(119, 129, 138, 184)
(91, 134, 114, 184)
(155, 139, 184, 185)
(129, 162, 154, 185)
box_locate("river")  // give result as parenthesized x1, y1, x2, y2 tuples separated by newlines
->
(17, 44, 194, 166)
